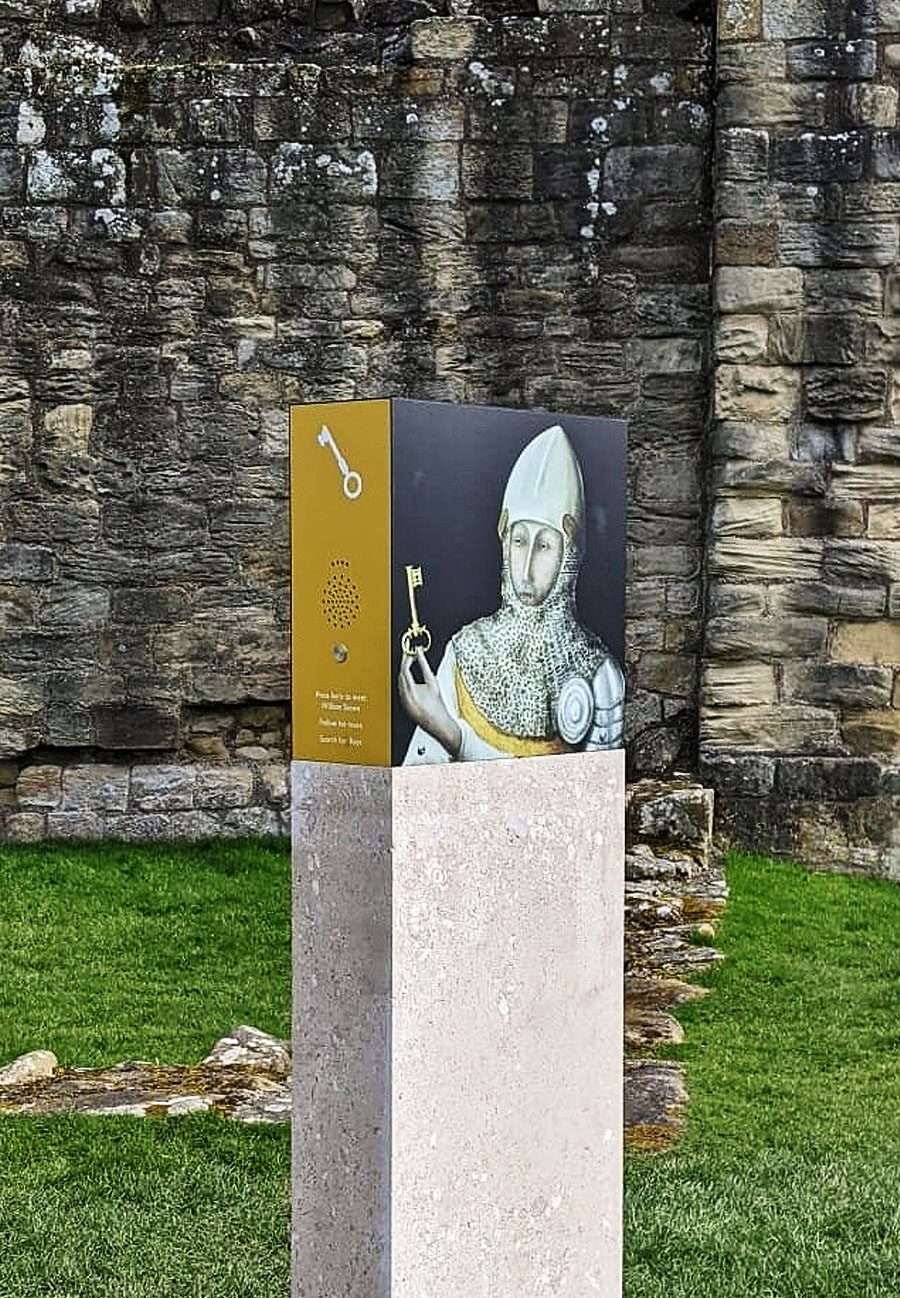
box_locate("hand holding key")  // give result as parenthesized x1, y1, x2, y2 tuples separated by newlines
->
(317, 424, 363, 500)
(397, 564, 460, 756)
(401, 565, 432, 656)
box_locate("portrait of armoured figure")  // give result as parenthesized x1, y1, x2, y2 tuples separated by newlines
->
(397, 424, 625, 764)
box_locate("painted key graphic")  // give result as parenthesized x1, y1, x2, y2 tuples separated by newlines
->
(317, 424, 363, 500)
(401, 564, 432, 656)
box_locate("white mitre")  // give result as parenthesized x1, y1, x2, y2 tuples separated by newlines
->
(501, 424, 585, 543)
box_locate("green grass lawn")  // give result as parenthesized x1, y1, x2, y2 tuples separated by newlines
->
(626, 852, 900, 1298)
(5, 839, 900, 1295)
(0, 839, 291, 1298)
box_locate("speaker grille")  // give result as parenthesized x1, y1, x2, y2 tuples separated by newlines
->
(320, 559, 360, 630)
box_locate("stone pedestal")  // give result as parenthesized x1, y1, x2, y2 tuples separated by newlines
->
(292, 751, 624, 1298)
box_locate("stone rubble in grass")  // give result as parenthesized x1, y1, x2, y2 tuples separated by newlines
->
(623, 777, 727, 1151)
(202, 1023, 291, 1074)
(0, 1031, 291, 1124)
(0, 778, 723, 1146)
(0, 1050, 58, 1088)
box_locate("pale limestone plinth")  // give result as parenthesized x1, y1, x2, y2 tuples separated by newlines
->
(292, 751, 624, 1298)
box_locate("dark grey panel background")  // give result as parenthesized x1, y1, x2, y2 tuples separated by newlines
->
(390, 399, 627, 763)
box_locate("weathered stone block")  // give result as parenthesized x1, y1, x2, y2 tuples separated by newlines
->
(865, 318, 900, 365)
(699, 750, 776, 797)
(0, 545, 54, 582)
(716, 364, 801, 422)
(93, 705, 179, 750)
(634, 455, 701, 506)
(719, 83, 825, 128)
(16, 765, 62, 809)
(410, 18, 484, 60)
(776, 756, 883, 801)
(711, 497, 783, 537)
(775, 132, 864, 184)
(784, 664, 893, 708)
(195, 766, 254, 809)
(832, 620, 900, 665)
(715, 267, 802, 314)
(27, 149, 126, 208)
(380, 145, 458, 201)
(719, 0, 761, 39)
(787, 499, 863, 538)
(61, 766, 129, 813)
(770, 582, 885, 619)
(762, 0, 828, 36)
(786, 41, 876, 80)
(709, 536, 822, 580)
(131, 765, 195, 811)
(630, 546, 700, 579)
(823, 540, 900, 585)
(260, 762, 288, 806)
(43, 404, 93, 456)
(626, 777, 712, 865)
(107, 813, 177, 840)
(805, 368, 887, 422)
(41, 589, 109, 630)
(805, 269, 883, 314)
(858, 427, 900, 462)
(603, 146, 702, 202)
(878, 0, 900, 31)
(167, 809, 227, 838)
(187, 98, 250, 146)
(715, 221, 779, 267)
(712, 421, 790, 461)
(829, 462, 900, 500)
(158, 148, 268, 206)
(843, 710, 900, 758)
(849, 84, 899, 127)
(702, 705, 838, 751)
(5, 812, 46, 842)
(801, 316, 866, 366)
(869, 504, 900, 539)
(715, 316, 768, 363)
(0, 668, 42, 719)
(707, 580, 768, 617)
(223, 807, 282, 835)
(718, 129, 769, 183)
(637, 653, 696, 697)
(718, 41, 787, 84)
(705, 616, 828, 659)
(780, 222, 899, 267)
(702, 661, 778, 707)
(461, 146, 532, 200)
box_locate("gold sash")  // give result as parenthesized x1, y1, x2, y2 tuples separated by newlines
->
(454, 666, 569, 758)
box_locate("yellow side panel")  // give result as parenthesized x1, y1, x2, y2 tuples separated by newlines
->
(290, 400, 391, 765)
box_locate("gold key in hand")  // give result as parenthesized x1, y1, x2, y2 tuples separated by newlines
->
(401, 565, 432, 656)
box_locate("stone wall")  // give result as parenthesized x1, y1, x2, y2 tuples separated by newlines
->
(0, 0, 715, 839)
(703, 0, 900, 874)
(6, 0, 900, 870)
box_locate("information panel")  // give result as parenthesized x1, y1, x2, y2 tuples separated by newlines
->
(290, 399, 626, 767)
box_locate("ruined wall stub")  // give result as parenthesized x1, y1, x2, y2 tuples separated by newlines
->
(705, 0, 900, 874)
(0, 0, 714, 840)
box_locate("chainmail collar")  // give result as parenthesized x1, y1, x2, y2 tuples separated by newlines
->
(452, 533, 609, 739)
